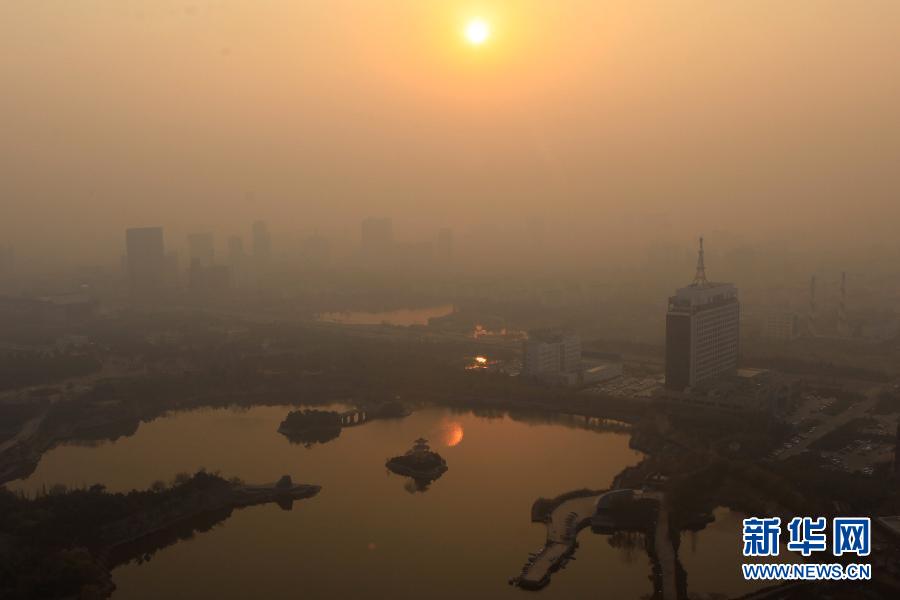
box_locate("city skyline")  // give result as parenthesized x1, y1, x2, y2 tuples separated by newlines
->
(3, 2, 900, 263)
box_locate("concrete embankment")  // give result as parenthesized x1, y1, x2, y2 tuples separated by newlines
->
(512, 492, 606, 590)
(512, 488, 666, 592)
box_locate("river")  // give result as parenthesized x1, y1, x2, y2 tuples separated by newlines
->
(315, 304, 455, 326)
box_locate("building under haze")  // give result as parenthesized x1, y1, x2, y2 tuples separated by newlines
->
(252, 221, 272, 261)
(665, 238, 740, 391)
(361, 217, 393, 263)
(125, 227, 167, 299)
(188, 233, 215, 269)
(227, 235, 245, 266)
(522, 329, 582, 385)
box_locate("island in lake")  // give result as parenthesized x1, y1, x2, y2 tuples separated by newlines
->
(277, 409, 343, 446)
(277, 402, 412, 447)
(386, 438, 448, 491)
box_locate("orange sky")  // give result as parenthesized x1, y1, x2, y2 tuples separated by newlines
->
(2, 1, 900, 262)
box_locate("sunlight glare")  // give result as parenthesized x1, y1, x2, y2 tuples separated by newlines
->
(464, 18, 491, 46)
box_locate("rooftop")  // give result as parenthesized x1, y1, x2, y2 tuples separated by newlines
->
(528, 329, 578, 344)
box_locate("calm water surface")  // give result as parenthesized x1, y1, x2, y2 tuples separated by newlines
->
(10, 407, 763, 599)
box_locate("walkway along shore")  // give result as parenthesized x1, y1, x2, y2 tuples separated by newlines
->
(510, 488, 673, 595)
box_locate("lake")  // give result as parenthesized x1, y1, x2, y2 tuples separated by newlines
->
(316, 304, 455, 326)
(9, 406, 764, 599)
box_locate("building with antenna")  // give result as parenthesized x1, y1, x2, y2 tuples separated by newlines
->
(665, 238, 740, 391)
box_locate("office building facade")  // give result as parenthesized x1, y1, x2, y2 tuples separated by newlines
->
(522, 330, 582, 383)
(665, 239, 740, 391)
(126, 227, 166, 299)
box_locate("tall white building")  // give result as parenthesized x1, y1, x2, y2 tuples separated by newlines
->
(522, 330, 581, 383)
(665, 238, 740, 391)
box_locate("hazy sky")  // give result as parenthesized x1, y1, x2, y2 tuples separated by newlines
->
(2, 1, 900, 263)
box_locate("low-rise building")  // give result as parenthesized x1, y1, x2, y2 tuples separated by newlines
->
(522, 329, 581, 385)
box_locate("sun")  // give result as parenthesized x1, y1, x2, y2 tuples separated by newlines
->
(464, 18, 491, 46)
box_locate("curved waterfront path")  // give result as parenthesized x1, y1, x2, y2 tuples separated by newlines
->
(515, 494, 601, 589)
(513, 489, 678, 598)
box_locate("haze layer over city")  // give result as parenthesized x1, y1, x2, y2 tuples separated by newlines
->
(3, 1, 900, 268)
(2, 3, 900, 600)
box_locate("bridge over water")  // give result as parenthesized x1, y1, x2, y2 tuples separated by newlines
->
(338, 409, 369, 427)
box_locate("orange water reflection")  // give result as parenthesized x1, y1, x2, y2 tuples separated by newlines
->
(442, 421, 464, 447)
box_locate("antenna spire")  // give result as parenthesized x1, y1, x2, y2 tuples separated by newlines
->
(692, 237, 708, 286)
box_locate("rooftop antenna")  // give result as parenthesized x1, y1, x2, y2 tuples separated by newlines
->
(692, 237, 709, 286)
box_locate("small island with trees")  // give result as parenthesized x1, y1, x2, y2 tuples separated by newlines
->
(386, 438, 448, 483)
(277, 409, 343, 446)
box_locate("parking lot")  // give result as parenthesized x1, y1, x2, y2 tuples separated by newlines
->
(774, 387, 897, 476)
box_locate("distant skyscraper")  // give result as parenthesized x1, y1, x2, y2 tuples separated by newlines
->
(225, 235, 248, 286)
(187, 233, 215, 268)
(126, 227, 166, 299)
(227, 235, 245, 266)
(665, 238, 740, 391)
(361, 217, 393, 263)
(252, 221, 272, 260)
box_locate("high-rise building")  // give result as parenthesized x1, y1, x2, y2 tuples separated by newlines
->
(522, 329, 582, 384)
(188, 233, 215, 268)
(252, 221, 272, 261)
(126, 227, 166, 299)
(665, 238, 740, 391)
(226, 235, 249, 287)
(361, 217, 393, 262)
(227, 235, 245, 266)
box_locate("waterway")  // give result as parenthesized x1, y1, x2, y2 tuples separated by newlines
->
(8, 407, 767, 599)
(315, 304, 455, 326)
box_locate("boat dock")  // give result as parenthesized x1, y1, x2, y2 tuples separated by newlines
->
(511, 488, 672, 593)
(511, 493, 606, 589)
